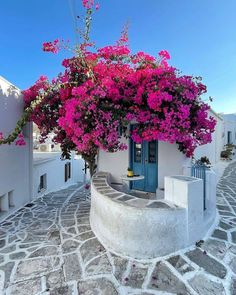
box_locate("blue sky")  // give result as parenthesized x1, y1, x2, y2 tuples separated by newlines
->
(1, 0, 236, 113)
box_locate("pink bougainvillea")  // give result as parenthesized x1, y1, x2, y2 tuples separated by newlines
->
(42, 39, 59, 54)
(22, 38, 216, 171)
(15, 133, 26, 146)
(158, 50, 171, 60)
(82, 0, 94, 9)
(1, 0, 216, 175)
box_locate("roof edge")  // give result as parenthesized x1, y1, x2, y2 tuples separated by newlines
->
(0, 76, 21, 91)
(210, 108, 223, 121)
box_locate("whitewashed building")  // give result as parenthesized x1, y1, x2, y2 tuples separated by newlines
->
(93, 137, 217, 258)
(0, 76, 33, 220)
(0, 76, 85, 221)
(223, 113, 236, 145)
(33, 152, 85, 199)
(98, 108, 224, 192)
(194, 109, 224, 165)
(94, 112, 219, 257)
(98, 139, 190, 192)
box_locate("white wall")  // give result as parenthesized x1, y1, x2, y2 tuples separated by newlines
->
(158, 141, 190, 189)
(98, 137, 129, 185)
(90, 171, 216, 258)
(165, 172, 217, 246)
(194, 109, 224, 164)
(0, 76, 33, 220)
(33, 152, 85, 198)
(91, 173, 187, 258)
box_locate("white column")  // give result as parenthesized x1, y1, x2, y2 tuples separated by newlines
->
(164, 175, 204, 245)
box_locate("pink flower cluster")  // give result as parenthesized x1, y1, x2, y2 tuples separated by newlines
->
(15, 133, 26, 146)
(159, 50, 170, 60)
(0, 132, 26, 147)
(23, 38, 216, 159)
(42, 39, 59, 54)
(147, 91, 172, 111)
(82, 0, 94, 8)
(82, 0, 99, 10)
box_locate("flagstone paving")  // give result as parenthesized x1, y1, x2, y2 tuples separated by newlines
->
(1, 162, 236, 294)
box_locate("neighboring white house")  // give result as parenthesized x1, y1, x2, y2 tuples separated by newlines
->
(98, 136, 190, 191)
(194, 111, 236, 163)
(33, 152, 86, 199)
(0, 76, 33, 219)
(0, 76, 86, 221)
(194, 109, 224, 165)
(222, 113, 236, 145)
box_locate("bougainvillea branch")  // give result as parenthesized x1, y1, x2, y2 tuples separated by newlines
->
(0, 93, 46, 146)
(0, 1, 216, 176)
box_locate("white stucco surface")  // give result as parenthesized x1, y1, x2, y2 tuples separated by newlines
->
(33, 152, 86, 198)
(165, 171, 217, 243)
(90, 173, 187, 258)
(98, 137, 129, 186)
(194, 109, 224, 164)
(0, 76, 33, 220)
(158, 141, 190, 189)
(90, 171, 217, 259)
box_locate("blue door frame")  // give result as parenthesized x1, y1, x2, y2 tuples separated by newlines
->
(130, 138, 158, 193)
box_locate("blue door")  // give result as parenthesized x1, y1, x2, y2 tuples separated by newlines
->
(131, 140, 158, 192)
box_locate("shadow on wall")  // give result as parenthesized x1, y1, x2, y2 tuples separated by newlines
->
(0, 83, 20, 96)
(0, 79, 24, 135)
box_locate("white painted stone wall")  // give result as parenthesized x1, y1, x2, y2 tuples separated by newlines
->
(0, 76, 33, 220)
(165, 171, 217, 244)
(194, 109, 224, 164)
(33, 152, 86, 198)
(90, 173, 187, 258)
(158, 141, 190, 189)
(98, 136, 129, 186)
(90, 172, 217, 258)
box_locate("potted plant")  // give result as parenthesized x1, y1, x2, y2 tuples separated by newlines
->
(195, 156, 211, 168)
(127, 167, 134, 177)
(221, 144, 236, 160)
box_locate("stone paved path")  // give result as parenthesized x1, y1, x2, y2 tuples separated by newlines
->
(1, 162, 236, 294)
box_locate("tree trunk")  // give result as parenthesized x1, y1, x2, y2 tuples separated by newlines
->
(82, 153, 97, 178)
(87, 158, 96, 178)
